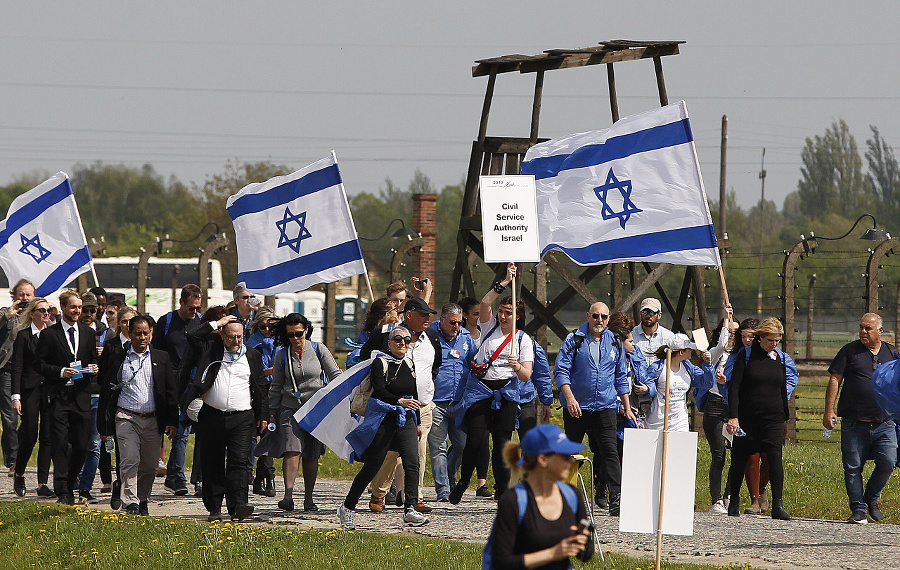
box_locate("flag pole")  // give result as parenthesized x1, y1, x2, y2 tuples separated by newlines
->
(510, 271, 517, 358)
(67, 179, 100, 288)
(331, 150, 375, 305)
(656, 346, 672, 569)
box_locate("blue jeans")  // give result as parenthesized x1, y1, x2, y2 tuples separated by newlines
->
(841, 418, 897, 512)
(79, 396, 101, 492)
(428, 400, 466, 499)
(165, 416, 191, 488)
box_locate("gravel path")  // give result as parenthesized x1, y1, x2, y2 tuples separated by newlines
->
(3, 469, 897, 569)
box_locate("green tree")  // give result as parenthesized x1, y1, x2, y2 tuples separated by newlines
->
(195, 161, 295, 287)
(865, 125, 899, 206)
(797, 119, 867, 218)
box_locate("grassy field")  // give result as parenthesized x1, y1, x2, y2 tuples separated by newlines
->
(0, 502, 766, 570)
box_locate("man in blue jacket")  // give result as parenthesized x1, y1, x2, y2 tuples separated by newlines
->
(554, 301, 634, 516)
(427, 303, 477, 502)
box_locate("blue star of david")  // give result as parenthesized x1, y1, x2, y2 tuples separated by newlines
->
(275, 206, 312, 254)
(19, 233, 51, 264)
(594, 167, 642, 229)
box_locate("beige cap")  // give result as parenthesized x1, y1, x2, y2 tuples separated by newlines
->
(639, 298, 662, 313)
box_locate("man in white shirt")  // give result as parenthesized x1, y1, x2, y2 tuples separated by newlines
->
(183, 317, 268, 522)
(632, 298, 676, 364)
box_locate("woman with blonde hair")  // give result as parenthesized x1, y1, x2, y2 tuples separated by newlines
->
(11, 297, 54, 497)
(725, 317, 793, 520)
(486, 423, 593, 569)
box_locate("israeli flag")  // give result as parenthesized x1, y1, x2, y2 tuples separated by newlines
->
(521, 101, 721, 267)
(226, 153, 366, 295)
(294, 359, 373, 462)
(0, 172, 93, 297)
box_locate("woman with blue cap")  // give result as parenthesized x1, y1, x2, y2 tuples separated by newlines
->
(486, 424, 594, 569)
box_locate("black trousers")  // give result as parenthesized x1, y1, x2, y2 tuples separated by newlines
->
(15, 386, 51, 484)
(198, 406, 254, 515)
(345, 411, 419, 509)
(48, 397, 91, 497)
(726, 425, 785, 508)
(516, 398, 538, 440)
(563, 408, 621, 496)
(458, 398, 516, 498)
(703, 412, 730, 503)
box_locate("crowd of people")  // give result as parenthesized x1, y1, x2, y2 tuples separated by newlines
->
(0, 264, 897, 566)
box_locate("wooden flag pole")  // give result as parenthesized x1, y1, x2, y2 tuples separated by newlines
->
(510, 272, 517, 358)
(656, 347, 672, 569)
(362, 270, 375, 308)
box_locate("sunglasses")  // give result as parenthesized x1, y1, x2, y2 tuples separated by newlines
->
(32, 307, 50, 314)
(285, 331, 306, 339)
(240, 295, 255, 300)
(640, 309, 660, 316)
(186, 306, 201, 312)
(591, 313, 609, 320)
(391, 336, 413, 345)
(257, 324, 274, 331)
(447, 320, 463, 326)
(83, 307, 97, 314)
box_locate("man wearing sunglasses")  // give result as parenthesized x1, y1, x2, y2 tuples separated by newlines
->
(426, 303, 477, 502)
(361, 296, 442, 514)
(554, 301, 633, 516)
(152, 284, 204, 497)
(824, 312, 898, 524)
(632, 298, 675, 365)
(76, 292, 110, 504)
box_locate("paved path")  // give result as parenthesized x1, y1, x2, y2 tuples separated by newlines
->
(2, 469, 896, 570)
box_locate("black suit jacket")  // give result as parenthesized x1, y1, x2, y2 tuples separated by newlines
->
(181, 322, 268, 422)
(35, 321, 98, 412)
(97, 346, 178, 437)
(12, 327, 44, 394)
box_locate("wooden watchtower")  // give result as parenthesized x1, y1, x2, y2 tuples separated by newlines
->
(449, 40, 713, 342)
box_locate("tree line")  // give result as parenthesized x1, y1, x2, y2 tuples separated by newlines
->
(1, 119, 897, 328)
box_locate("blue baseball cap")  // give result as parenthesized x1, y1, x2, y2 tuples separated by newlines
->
(518, 424, 585, 464)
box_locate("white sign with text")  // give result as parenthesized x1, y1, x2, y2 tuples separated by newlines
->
(479, 175, 541, 263)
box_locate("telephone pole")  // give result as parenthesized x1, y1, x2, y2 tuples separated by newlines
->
(757, 148, 766, 317)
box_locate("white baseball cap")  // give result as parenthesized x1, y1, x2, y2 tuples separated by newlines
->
(668, 333, 697, 351)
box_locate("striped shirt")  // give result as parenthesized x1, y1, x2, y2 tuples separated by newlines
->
(117, 346, 155, 415)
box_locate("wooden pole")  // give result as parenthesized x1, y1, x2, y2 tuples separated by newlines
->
(656, 347, 672, 569)
(510, 273, 517, 358)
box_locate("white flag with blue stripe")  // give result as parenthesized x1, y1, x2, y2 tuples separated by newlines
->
(520, 101, 721, 267)
(0, 172, 93, 297)
(294, 359, 373, 462)
(226, 153, 366, 295)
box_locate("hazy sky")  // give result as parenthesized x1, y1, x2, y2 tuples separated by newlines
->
(3, 1, 899, 216)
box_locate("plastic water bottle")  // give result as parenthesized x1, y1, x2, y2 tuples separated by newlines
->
(734, 428, 747, 437)
(267, 422, 277, 432)
(104, 437, 115, 453)
(823, 417, 836, 438)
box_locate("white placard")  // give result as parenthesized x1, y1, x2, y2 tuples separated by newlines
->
(619, 428, 698, 536)
(692, 328, 709, 352)
(480, 175, 541, 263)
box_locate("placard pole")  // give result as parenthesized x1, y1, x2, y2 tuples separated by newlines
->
(656, 347, 672, 569)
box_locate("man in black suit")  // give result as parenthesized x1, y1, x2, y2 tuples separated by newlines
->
(182, 315, 268, 522)
(35, 290, 98, 504)
(98, 315, 178, 516)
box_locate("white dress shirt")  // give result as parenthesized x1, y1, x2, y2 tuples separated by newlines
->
(203, 352, 253, 412)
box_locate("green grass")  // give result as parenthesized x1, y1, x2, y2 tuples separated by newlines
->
(0, 502, 762, 569)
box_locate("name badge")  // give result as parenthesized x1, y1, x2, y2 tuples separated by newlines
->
(449, 349, 461, 359)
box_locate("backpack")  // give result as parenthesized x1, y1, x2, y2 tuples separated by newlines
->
(349, 358, 387, 416)
(482, 481, 580, 570)
(563, 329, 585, 373)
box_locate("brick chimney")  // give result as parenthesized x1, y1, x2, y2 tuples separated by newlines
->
(412, 193, 437, 304)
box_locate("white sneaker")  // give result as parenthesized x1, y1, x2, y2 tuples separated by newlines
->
(709, 500, 727, 514)
(337, 505, 356, 530)
(403, 507, 429, 526)
(723, 496, 730, 509)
